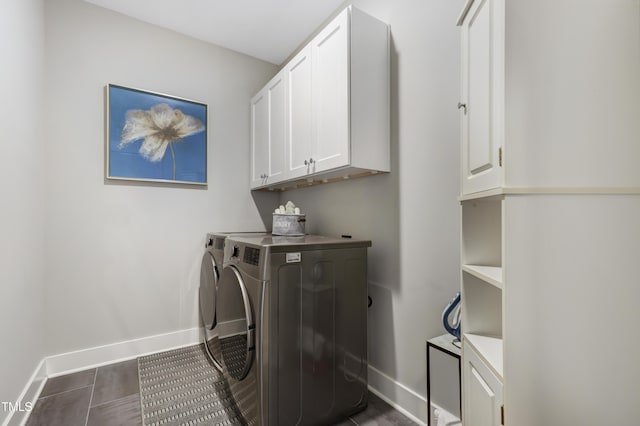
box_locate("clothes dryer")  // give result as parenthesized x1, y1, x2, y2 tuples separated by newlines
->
(199, 232, 267, 368)
(214, 234, 371, 425)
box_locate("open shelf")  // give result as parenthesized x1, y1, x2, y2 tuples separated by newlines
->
(462, 265, 503, 289)
(461, 199, 502, 267)
(464, 333, 503, 380)
(461, 272, 502, 338)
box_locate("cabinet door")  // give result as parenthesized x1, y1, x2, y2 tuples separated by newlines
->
(250, 89, 268, 188)
(286, 45, 313, 180)
(463, 341, 503, 426)
(311, 8, 350, 173)
(460, 0, 504, 194)
(267, 74, 286, 183)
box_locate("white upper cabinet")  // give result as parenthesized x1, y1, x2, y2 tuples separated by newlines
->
(310, 9, 350, 174)
(250, 89, 268, 188)
(268, 75, 286, 183)
(285, 45, 313, 180)
(251, 6, 390, 191)
(459, 0, 504, 195)
(250, 73, 286, 189)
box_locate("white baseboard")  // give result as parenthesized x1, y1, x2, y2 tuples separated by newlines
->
(2, 359, 47, 426)
(368, 364, 428, 426)
(46, 327, 202, 377)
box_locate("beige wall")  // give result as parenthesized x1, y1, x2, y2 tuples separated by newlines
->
(0, 0, 46, 421)
(43, 0, 278, 355)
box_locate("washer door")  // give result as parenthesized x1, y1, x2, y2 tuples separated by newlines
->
(199, 252, 218, 330)
(216, 265, 255, 381)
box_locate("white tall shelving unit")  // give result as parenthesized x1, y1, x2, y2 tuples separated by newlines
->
(457, 1, 640, 425)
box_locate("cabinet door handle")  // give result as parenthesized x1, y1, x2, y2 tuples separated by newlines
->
(309, 158, 314, 164)
(457, 102, 467, 114)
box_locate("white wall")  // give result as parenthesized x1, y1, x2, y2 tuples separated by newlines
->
(0, 0, 46, 421)
(43, 0, 278, 355)
(279, 0, 463, 420)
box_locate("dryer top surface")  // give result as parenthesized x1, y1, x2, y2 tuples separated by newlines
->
(226, 234, 371, 252)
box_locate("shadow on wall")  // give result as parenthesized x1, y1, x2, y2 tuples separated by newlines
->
(250, 190, 280, 230)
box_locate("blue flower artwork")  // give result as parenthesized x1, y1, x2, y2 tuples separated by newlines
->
(107, 84, 207, 184)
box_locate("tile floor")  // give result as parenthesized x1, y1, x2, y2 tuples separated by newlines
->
(26, 357, 418, 426)
(26, 359, 141, 426)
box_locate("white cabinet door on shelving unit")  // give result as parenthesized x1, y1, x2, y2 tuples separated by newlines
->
(250, 88, 268, 188)
(460, 0, 504, 195)
(311, 7, 350, 174)
(463, 340, 503, 426)
(285, 45, 313, 180)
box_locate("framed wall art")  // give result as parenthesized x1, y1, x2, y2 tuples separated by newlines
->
(106, 84, 207, 185)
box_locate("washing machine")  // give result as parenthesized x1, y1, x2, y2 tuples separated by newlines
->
(214, 234, 371, 425)
(199, 232, 267, 369)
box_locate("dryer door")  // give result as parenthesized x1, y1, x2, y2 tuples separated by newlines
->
(216, 265, 255, 381)
(199, 251, 218, 330)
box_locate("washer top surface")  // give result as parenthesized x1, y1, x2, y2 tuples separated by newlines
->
(226, 234, 371, 252)
(206, 231, 269, 240)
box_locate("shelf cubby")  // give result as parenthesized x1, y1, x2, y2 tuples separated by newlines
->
(461, 198, 502, 268)
(461, 272, 502, 338)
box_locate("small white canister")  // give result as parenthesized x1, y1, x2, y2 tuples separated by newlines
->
(272, 213, 306, 236)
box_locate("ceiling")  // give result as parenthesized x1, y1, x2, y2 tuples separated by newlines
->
(84, 0, 346, 65)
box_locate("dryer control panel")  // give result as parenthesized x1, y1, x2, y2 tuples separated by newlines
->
(243, 246, 261, 266)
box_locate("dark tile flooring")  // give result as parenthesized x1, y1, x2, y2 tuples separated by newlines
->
(27, 359, 141, 426)
(26, 356, 418, 426)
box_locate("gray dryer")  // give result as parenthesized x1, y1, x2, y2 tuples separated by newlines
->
(214, 234, 371, 425)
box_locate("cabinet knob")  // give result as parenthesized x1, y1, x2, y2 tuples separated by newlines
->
(457, 102, 467, 114)
(309, 158, 314, 164)
(304, 160, 308, 166)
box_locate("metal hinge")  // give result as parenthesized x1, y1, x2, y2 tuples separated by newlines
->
(498, 147, 503, 167)
(501, 405, 505, 425)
